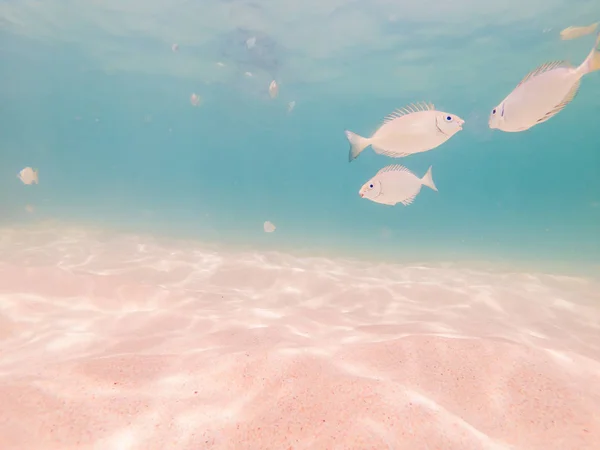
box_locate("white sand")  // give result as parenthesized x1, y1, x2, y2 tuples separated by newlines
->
(0, 224, 599, 449)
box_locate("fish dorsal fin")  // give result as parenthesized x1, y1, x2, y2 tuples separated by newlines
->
(517, 61, 572, 87)
(382, 102, 435, 124)
(376, 164, 413, 176)
(536, 79, 580, 125)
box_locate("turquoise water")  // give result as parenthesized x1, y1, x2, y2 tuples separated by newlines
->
(1, 0, 600, 270)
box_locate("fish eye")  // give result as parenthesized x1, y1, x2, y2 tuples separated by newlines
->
(445, 115, 452, 122)
(492, 109, 496, 115)
(369, 184, 374, 188)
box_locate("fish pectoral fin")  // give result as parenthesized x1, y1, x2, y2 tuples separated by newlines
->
(536, 80, 580, 124)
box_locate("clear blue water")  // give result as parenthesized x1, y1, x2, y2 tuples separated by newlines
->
(1, 0, 599, 271)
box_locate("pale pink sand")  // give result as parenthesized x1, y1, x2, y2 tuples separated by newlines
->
(0, 224, 599, 450)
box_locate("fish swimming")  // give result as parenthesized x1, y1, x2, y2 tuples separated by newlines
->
(560, 23, 598, 40)
(344, 102, 464, 162)
(489, 34, 600, 132)
(18, 167, 38, 185)
(359, 164, 437, 207)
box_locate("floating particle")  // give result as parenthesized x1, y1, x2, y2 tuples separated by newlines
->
(287, 100, 296, 113)
(246, 36, 256, 49)
(263, 221, 276, 233)
(268, 80, 278, 99)
(172, 43, 179, 52)
(190, 93, 201, 106)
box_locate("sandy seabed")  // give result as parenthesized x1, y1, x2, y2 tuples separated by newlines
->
(0, 225, 599, 450)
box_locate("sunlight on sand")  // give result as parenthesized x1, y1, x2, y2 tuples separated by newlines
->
(0, 224, 599, 449)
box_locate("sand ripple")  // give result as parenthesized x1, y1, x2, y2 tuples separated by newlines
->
(0, 224, 599, 449)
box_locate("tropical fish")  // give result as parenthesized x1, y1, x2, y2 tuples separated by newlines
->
(489, 34, 600, 132)
(560, 23, 598, 40)
(269, 80, 278, 99)
(18, 167, 38, 185)
(344, 102, 464, 162)
(263, 221, 276, 233)
(359, 164, 437, 207)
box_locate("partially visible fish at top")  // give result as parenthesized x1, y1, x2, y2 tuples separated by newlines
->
(560, 23, 598, 40)
(489, 33, 600, 132)
(359, 164, 437, 207)
(344, 102, 464, 162)
(269, 80, 278, 99)
(18, 167, 38, 185)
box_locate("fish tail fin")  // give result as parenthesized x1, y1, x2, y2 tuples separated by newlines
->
(580, 33, 600, 75)
(421, 166, 437, 192)
(344, 130, 371, 162)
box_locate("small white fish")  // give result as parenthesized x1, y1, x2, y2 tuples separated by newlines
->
(263, 221, 276, 233)
(246, 36, 256, 49)
(18, 167, 39, 185)
(489, 34, 600, 132)
(359, 165, 437, 207)
(269, 80, 278, 99)
(345, 102, 464, 162)
(287, 100, 296, 113)
(190, 93, 201, 106)
(560, 23, 598, 40)
(172, 43, 179, 52)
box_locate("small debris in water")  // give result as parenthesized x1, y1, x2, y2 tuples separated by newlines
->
(264, 221, 276, 233)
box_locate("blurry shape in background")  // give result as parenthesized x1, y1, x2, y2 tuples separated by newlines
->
(245, 71, 253, 77)
(560, 23, 598, 40)
(345, 103, 464, 162)
(287, 100, 296, 113)
(18, 167, 39, 185)
(217, 27, 280, 77)
(359, 165, 437, 207)
(216, 61, 225, 67)
(268, 80, 278, 99)
(25, 205, 35, 214)
(171, 43, 179, 52)
(263, 221, 276, 233)
(190, 93, 201, 106)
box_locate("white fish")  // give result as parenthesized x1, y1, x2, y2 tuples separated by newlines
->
(560, 23, 598, 40)
(269, 80, 278, 99)
(287, 100, 296, 113)
(246, 36, 256, 49)
(18, 167, 39, 185)
(190, 93, 201, 106)
(359, 165, 437, 207)
(263, 221, 276, 233)
(489, 34, 600, 132)
(345, 102, 464, 162)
